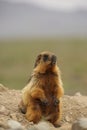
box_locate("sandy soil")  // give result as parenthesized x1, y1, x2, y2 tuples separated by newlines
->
(0, 84, 87, 130)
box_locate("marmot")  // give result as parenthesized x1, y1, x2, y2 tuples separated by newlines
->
(19, 51, 64, 127)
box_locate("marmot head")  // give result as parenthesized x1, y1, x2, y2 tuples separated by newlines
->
(34, 51, 58, 73)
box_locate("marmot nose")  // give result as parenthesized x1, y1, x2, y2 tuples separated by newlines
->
(51, 55, 57, 65)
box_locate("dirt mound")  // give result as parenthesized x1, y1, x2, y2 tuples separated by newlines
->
(0, 84, 87, 130)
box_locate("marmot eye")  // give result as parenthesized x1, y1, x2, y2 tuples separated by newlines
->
(43, 54, 48, 61)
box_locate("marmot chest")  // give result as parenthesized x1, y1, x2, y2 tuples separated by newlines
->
(40, 74, 58, 98)
(39, 74, 58, 115)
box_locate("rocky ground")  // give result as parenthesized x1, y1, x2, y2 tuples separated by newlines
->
(0, 84, 87, 130)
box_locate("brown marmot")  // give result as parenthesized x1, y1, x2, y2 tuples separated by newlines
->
(19, 51, 64, 127)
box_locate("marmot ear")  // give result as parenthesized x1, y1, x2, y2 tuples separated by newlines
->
(34, 54, 42, 68)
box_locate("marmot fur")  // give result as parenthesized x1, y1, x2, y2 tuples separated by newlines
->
(19, 51, 64, 127)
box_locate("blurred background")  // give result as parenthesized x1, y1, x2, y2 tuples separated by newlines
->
(0, 0, 87, 95)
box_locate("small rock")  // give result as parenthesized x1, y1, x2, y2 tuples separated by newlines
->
(16, 113, 24, 122)
(70, 112, 72, 115)
(0, 105, 10, 116)
(10, 113, 18, 120)
(0, 84, 8, 92)
(0, 121, 9, 129)
(75, 92, 82, 96)
(59, 123, 71, 130)
(72, 118, 87, 130)
(8, 119, 24, 130)
(35, 121, 51, 130)
(26, 125, 38, 130)
(65, 116, 70, 122)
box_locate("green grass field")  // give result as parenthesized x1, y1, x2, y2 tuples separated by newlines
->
(0, 38, 87, 95)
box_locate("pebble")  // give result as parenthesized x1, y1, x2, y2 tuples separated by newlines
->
(0, 121, 9, 129)
(0, 105, 10, 116)
(27, 125, 38, 130)
(35, 121, 51, 130)
(8, 119, 24, 130)
(65, 116, 70, 122)
(75, 92, 82, 97)
(72, 118, 87, 130)
(10, 113, 18, 120)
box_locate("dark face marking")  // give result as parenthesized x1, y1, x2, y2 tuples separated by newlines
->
(34, 52, 57, 68)
(34, 54, 42, 68)
(51, 55, 57, 65)
(43, 54, 49, 62)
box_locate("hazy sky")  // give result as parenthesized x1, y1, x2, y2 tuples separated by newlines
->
(1, 0, 87, 38)
(7, 0, 87, 11)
